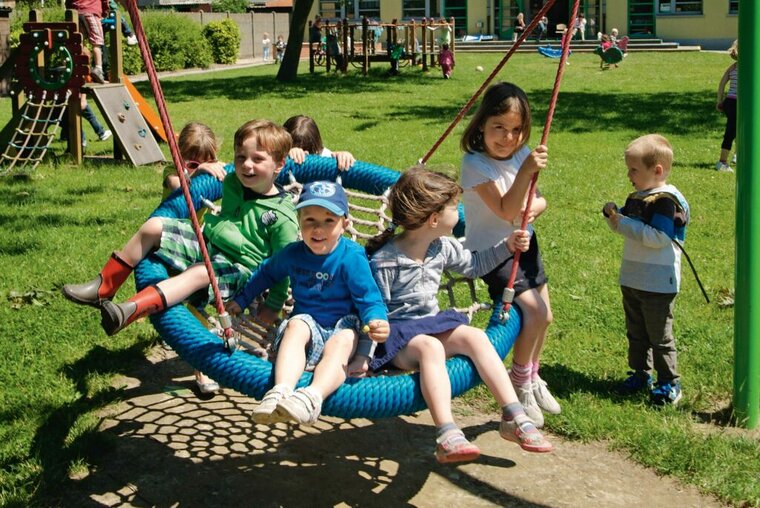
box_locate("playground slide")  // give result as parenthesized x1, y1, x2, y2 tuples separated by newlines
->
(122, 75, 168, 143)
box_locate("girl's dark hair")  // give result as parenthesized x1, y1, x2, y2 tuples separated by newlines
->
(283, 115, 324, 154)
(460, 82, 532, 154)
(366, 167, 462, 256)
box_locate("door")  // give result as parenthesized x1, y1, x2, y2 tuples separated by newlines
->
(628, 0, 655, 37)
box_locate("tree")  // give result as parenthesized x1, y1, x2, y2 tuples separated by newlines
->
(276, 0, 314, 81)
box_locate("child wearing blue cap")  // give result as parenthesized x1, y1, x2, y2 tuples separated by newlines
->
(227, 181, 390, 425)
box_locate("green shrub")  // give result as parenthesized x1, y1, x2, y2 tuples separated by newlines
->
(202, 19, 241, 65)
(213, 0, 249, 13)
(123, 12, 213, 74)
(9, 5, 66, 49)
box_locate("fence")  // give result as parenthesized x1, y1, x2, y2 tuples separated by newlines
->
(177, 11, 290, 62)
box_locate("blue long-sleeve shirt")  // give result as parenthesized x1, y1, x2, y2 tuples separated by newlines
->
(233, 237, 387, 329)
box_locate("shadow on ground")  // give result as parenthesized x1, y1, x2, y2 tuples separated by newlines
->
(43, 347, 548, 507)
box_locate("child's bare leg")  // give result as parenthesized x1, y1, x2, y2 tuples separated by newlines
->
(251, 319, 311, 424)
(438, 326, 517, 407)
(273, 319, 311, 388)
(512, 287, 551, 366)
(393, 335, 452, 426)
(437, 326, 552, 452)
(309, 329, 357, 399)
(273, 328, 356, 426)
(116, 217, 164, 267)
(153, 264, 211, 307)
(528, 284, 553, 366)
(397, 334, 481, 463)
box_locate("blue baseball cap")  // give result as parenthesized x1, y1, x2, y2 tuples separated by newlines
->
(296, 181, 349, 217)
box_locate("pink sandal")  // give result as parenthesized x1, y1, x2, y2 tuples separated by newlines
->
(500, 414, 553, 453)
(435, 429, 481, 464)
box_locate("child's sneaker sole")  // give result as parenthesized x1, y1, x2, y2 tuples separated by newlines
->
(435, 446, 481, 464)
(435, 430, 481, 464)
(252, 407, 291, 424)
(500, 417, 554, 453)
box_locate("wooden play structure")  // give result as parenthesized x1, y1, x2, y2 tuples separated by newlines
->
(1, 9, 164, 176)
(308, 17, 456, 76)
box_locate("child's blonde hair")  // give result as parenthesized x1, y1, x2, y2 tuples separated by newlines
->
(366, 167, 461, 256)
(178, 122, 219, 163)
(728, 39, 738, 60)
(625, 134, 673, 173)
(461, 82, 532, 155)
(233, 119, 292, 163)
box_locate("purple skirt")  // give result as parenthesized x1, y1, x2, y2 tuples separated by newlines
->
(369, 309, 469, 371)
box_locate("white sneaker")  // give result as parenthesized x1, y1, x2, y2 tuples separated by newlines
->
(251, 384, 292, 424)
(532, 376, 561, 414)
(714, 161, 734, 173)
(126, 34, 138, 46)
(275, 387, 322, 425)
(732, 153, 737, 164)
(99, 129, 112, 141)
(514, 382, 544, 428)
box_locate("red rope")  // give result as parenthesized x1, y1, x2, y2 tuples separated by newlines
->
(501, 0, 580, 318)
(122, 0, 233, 338)
(419, 0, 557, 165)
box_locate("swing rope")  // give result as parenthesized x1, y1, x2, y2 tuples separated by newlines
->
(123, 0, 235, 340)
(419, 0, 558, 165)
(500, 0, 580, 321)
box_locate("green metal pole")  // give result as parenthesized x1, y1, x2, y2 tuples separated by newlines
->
(733, 0, 760, 429)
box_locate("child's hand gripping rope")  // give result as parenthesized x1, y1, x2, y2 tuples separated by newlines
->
(499, 229, 531, 321)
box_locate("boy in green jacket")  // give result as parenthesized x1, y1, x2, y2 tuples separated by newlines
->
(62, 119, 298, 335)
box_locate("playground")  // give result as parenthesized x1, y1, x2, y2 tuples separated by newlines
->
(0, 4, 757, 506)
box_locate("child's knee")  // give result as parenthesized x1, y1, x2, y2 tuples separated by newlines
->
(142, 217, 164, 237)
(322, 330, 357, 360)
(284, 318, 311, 339)
(410, 335, 446, 361)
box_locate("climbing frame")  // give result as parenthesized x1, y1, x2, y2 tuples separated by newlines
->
(87, 83, 164, 166)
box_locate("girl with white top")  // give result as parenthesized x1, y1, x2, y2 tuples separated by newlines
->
(459, 82, 558, 428)
(366, 167, 553, 464)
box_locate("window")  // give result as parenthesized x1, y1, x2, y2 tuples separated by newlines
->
(403, 0, 431, 20)
(729, 1, 738, 14)
(356, 0, 380, 20)
(443, 0, 467, 37)
(320, 1, 345, 20)
(657, 1, 702, 14)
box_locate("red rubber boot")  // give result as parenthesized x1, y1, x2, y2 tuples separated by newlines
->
(100, 285, 167, 336)
(62, 253, 133, 307)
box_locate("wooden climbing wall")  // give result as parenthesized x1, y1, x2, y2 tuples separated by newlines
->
(87, 83, 165, 166)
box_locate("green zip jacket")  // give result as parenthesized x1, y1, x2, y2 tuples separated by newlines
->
(203, 173, 298, 311)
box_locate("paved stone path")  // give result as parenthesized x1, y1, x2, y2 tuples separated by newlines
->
(60, 348, 724, 507)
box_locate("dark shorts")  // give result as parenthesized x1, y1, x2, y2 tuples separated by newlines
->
(481, 232, 548, 302)
(369, 309, 469, 371)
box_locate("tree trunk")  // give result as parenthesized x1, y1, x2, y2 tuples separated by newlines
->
(277, 0, 315, 82)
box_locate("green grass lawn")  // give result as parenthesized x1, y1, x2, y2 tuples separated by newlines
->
(1, 51, 757, 506)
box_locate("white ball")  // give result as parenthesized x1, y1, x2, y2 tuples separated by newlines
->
(476, 65, 484, 72)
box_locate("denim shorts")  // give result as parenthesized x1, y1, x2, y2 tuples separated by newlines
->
(272, 313, 361, 370)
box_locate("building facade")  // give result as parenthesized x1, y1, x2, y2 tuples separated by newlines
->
(309, 1, 737, 50)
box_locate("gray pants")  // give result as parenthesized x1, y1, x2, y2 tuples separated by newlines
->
(621, 286, 679, 384)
